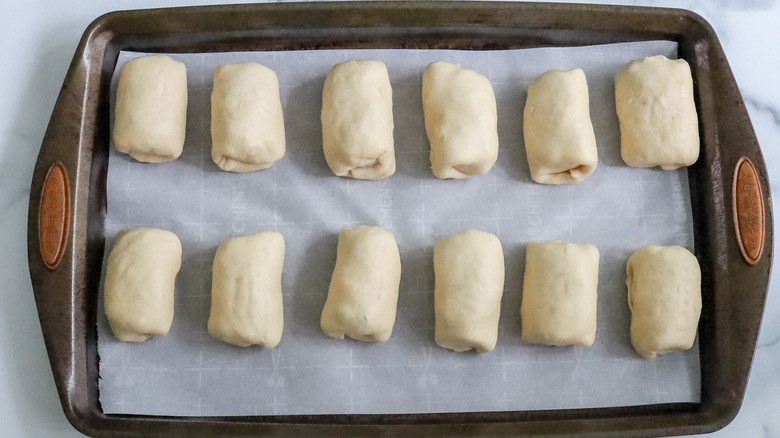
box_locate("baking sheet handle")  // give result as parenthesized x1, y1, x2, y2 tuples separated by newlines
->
(732, 156, 766, 265)
(37, 161, 71, 270)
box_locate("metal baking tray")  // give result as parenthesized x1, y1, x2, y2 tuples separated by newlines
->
(27, 2, 773, 436)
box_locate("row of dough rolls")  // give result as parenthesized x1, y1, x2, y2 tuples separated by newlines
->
(524, 54, 699, 181)
(104, 227, 701, 360)
(104, 229, 286, 347)
(524, 55, 700, 179)
(433, 236, 600, 353)
(434, 234, 701, 358)
(113, 54, 698, 183)
(111, 55, 498, 180)
(113, 56, 287, 172)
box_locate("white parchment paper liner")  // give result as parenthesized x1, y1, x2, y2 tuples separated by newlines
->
(97, 41, 700, 416)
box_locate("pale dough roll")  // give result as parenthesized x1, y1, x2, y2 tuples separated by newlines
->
(211, 62, 286, 172)
(321, 226, 401, 342)
(434, 229, 505, 353)
(524, 69, 598, 185)
(113, 55, 188, 163)
(423, 61, 499, 179)
(615, 55, 699, 170)
(521, 241, 599, 347)
(321, 59, 395, 180)
(626, 245, 701, 359)
(208, 231, 285, 348)
(104, 228, 182, 342)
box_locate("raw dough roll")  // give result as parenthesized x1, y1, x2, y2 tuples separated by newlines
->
(523, 69, 598, 185)
(626, 245, 701, 359)
(113, 55, 188, 163)
(423, 61, 499, 179)
(321, 226, 401, 342)
(208, 231, 285, 348)
(104, 228, 182, 342)
(521, 241, 599, 347)
(615, 55, 699, 170)
(211, 62, 286, 172)
(434, 229, 505, 353)
(321, 59, 395, 180)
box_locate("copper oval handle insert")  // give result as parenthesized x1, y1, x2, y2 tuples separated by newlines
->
(38, 162, 71, 270)
(732, 157, 765, 265)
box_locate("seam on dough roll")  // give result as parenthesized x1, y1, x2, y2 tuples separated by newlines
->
(210, 62, 286, 173)
(423, 61, 499, 179)
(523, 68, 598, 185)
(321, 59, 396, 180)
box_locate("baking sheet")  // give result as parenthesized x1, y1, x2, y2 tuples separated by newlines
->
(97, 41, 700, 416)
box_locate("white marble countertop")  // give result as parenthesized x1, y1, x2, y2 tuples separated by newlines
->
(1, 1, 777, 436)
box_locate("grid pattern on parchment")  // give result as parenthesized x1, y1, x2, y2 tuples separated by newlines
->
(97, 42, 699, 416)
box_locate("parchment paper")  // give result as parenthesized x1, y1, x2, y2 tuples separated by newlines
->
(97, 41, 700, 416)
